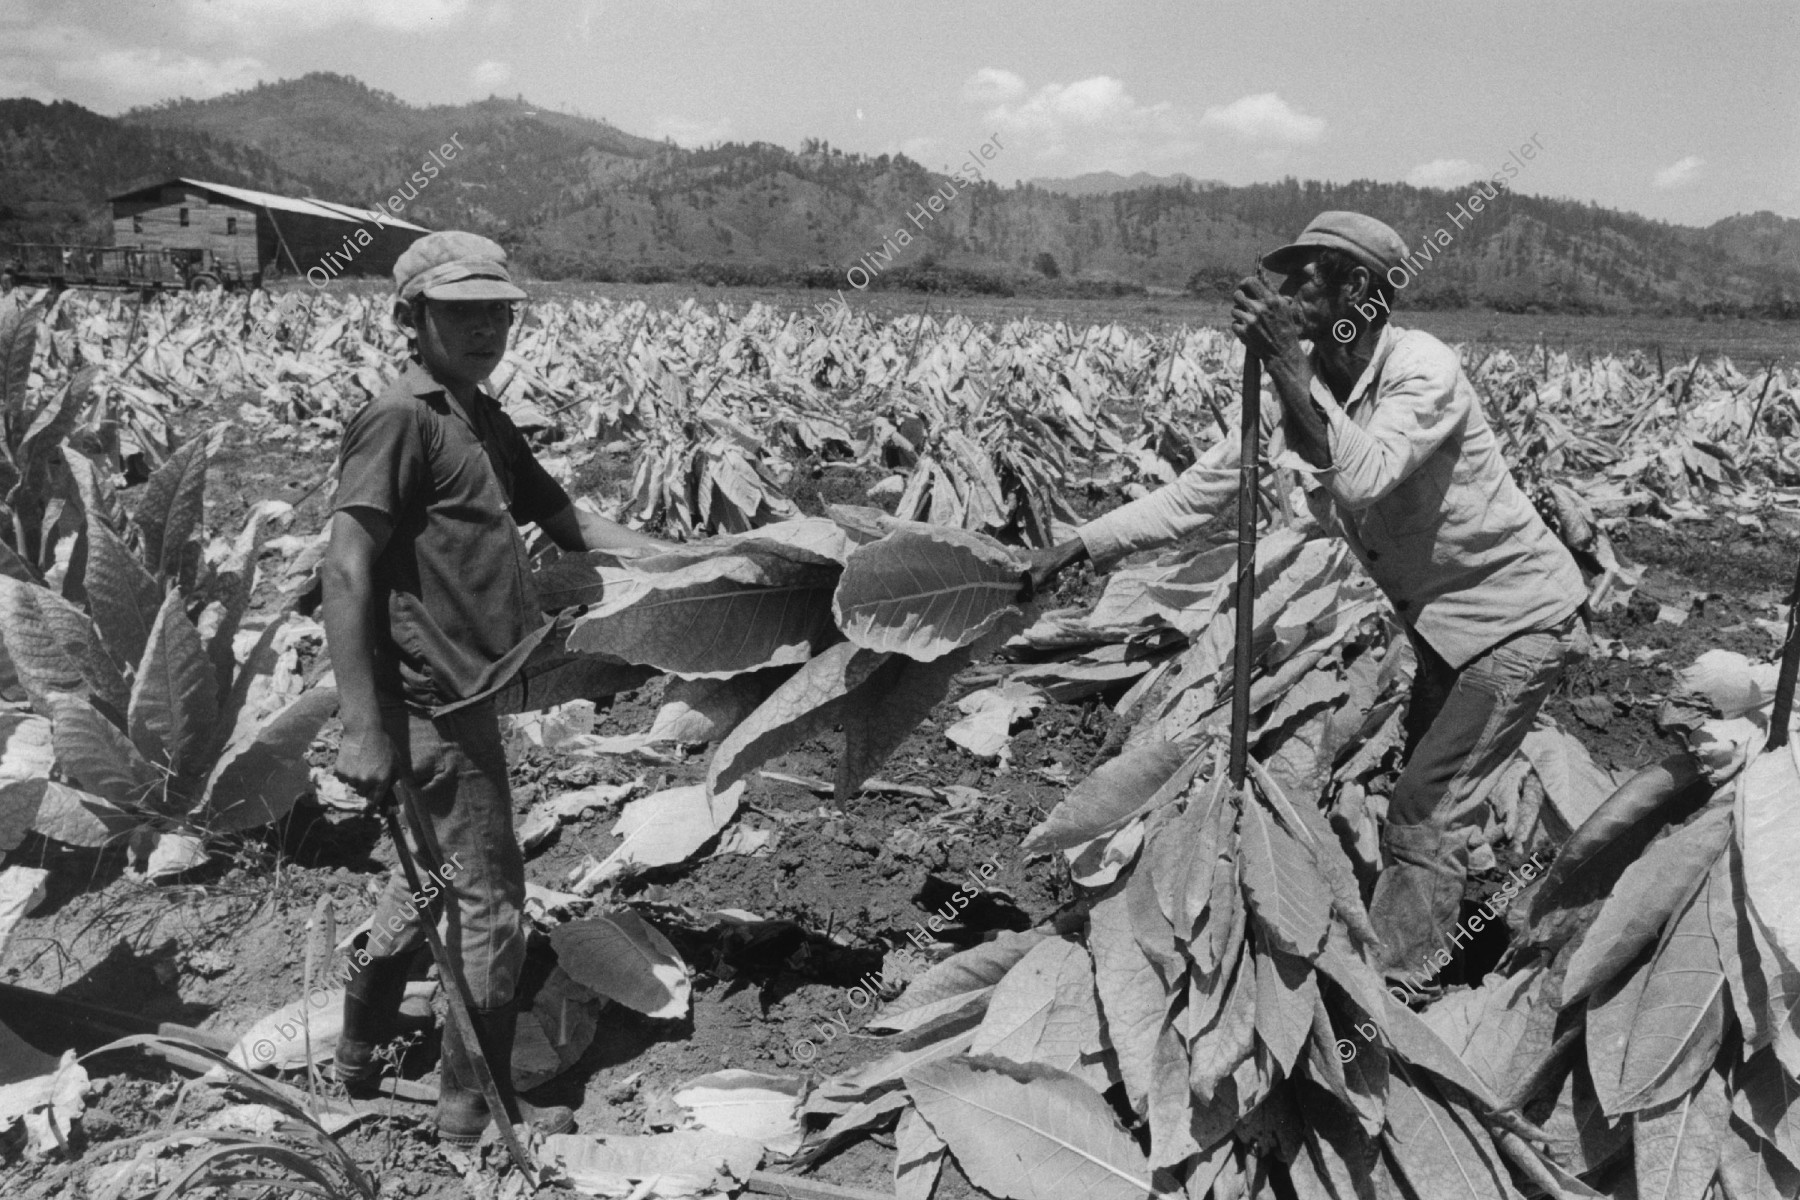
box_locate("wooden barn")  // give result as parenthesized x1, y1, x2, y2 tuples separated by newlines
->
(109, 178, 430, 286)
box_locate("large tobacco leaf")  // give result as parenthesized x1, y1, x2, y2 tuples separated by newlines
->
(565, 547, 839, 678)
(1560, 804, 1732, 1006)
(1238, 788, 1330, 959)
(0, 577, 129, 717)
(967, 937, 1110, 1090)
(201, 686, 340, 832)
(127, 590, 217, 781)
(1613, 859, 1729, 1113)
(1633, 1070, 1726, 1200)
(903, 1055, 1154, 1200)
(832, 521, 1027, 662)
(1737, 740, 1800, 971)
(80, 505, 161, 672)
(134, 439, 208, 589)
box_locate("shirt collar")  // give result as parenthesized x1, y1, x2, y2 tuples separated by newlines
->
(1311, 323, 1401, 411)
(400, 359, 495, 408)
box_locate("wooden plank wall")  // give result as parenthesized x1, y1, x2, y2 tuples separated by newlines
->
(112, 186, 261, 274)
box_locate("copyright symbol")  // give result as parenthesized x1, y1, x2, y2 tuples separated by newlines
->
(1332, 319, 1357, 344)
(792, 1040, 817, 1063)
(1335, 1039, 1357, 1062)
(252, 1039, 278, 1063)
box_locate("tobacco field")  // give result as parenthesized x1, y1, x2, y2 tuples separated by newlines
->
(0, 286, 1797, 1200)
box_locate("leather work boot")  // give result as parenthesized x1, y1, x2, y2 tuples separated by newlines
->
(333, 942, 435, 1096)
(436, 1001, 576, 1145)
(1368, 822, 1469, 980)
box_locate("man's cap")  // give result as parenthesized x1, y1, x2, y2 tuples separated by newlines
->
(1261, 211, 1409, 280)
(394, 231, 527, 302)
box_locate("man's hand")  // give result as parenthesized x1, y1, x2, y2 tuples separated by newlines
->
(335, 724, 403, 805)
(1023, 539, 1089, 600)
(1230, 276, 1304, 365)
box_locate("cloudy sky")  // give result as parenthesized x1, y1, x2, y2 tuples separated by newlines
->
(2, 0, 1793, 226)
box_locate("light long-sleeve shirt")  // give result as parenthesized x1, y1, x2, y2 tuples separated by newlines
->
(1079, 325, 1585, 668)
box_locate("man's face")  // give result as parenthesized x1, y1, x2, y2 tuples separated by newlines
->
(1276, 256, 1340, 342)
(407, 298, 514, 388)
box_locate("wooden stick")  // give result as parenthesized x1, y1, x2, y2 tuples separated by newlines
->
(745, 1170, 897, 1200)
(1768, 553, 1800, 751)
(1228, 349, 1263, 787)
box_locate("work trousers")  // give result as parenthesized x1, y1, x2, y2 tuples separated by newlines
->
(362, 701, 526, 1010)
(1387, 617, 1575, 838)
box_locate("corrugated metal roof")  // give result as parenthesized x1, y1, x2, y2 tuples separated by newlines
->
(114, 178, 429, 232)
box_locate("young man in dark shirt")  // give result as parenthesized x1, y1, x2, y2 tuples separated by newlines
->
(324, 231, 661, 1142)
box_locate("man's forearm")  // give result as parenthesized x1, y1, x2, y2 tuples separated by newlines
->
(321, 564, 385, 735)
(1265, 349, 1333, 470)
(540, 502, 664, 553)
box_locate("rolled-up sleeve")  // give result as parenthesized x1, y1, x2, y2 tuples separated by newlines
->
(1312, 339, 1466, 512)
(1078, 391, 1280, 570)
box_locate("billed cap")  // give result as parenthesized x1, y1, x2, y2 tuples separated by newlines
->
(394, 230, 527, 301)
(1261, 211, 1409, 280)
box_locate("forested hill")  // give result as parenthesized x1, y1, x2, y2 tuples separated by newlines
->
(3, 72, 1796, 316)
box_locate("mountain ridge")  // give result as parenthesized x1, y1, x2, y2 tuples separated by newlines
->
(0, 73, 1793, 316)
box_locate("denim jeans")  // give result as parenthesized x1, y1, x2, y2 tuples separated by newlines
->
(362, 701, 526, 1010)
(1387, 619, 1574, 835)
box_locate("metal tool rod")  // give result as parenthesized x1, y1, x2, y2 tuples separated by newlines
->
(1768, 554, 1800, 750)
(384, 780, 537, 1186)
(1228, 350, 1264, 787)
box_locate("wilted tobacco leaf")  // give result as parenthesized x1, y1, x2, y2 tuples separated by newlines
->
(673, 1069, 805, 1154)
(1085, 886, 1167, 1112)
(1419, 969, 1545, 1101)
(539, 1129, 761, 1199)
(575, 782, 745, 888)
(1020, 738, 1194, 854)
(871, 931, 1048, 1035)
(551, 910, 691, 1020)
(1187, 939, 1256, 1101)
(968, 937, 1111, 1091)
(1238, 789, 1329, 959)
(1381, 1063, 1514, 1200)
(904, 1055, 1155, 1200)
(708, 641, 888, 795)
(832, 522, 1026, 662)
(894, 1106, 946, 1200)
(1253, 939, 1318, 1078)
(1560, 803, 1730, 1006)
(836, 648, 970, 800)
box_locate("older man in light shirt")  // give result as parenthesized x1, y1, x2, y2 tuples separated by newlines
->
(1031, 212, 1585, 975)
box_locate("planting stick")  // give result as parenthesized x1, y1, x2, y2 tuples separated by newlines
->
(1769, 553, 1800, 750)
(1228, 349, 1263, 786)
(386, 779, 537, 1186)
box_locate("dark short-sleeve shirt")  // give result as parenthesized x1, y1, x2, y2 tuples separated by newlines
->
(333, 361, 570, 711)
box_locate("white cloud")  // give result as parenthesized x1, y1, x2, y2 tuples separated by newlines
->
(1653, 155, 1704, 189)
(1407, 158, 1484, 188)
(977, 74, 1189, 169)
(653, 115, 732, 148)
(472, 60, 512, 89)
(0, 23, 264, 111)
(1198, 92, 1324, 147)
(961, 68, 1025, 105)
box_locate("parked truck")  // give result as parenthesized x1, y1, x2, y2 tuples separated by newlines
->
(0, 243, 261, 293)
